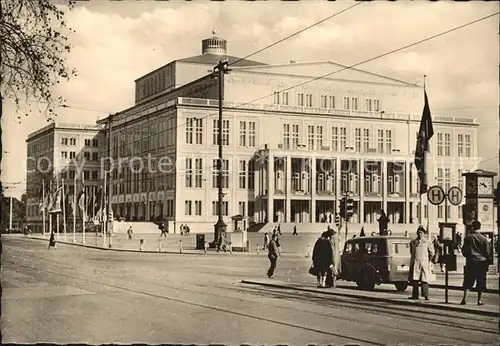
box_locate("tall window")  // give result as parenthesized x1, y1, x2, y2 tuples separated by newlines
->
(185, 158, 192, 188)
(343, 97, 350, 110)
(195, 158, 203, 188)
(464, 134, 471, 157)
(457, 169, 464, 192)
(186, 118, 194, 144)
(239, 121, 247, 147)
(444, 133, 451, 156)
(239, 160, 246, 189)
(316, 126, 323, 149)
(212, 159, 229, 188)
(320, 95, 327, 108)
(305, 94, 313, 107)
(307, 125, 315, 150)
(297, 93, 304, 106)
(328, 96, 335, 109)
(374, 99, 380, 111)
(355, 128, 362, 153)
(457, 134, 464, 157)
(273, 91, 280, 105)
(222, 120, 230, 146)
(366, 99, 372, 111)
(194, 118, 203, 144)
(437, 133, 444, 156)
(185, 200, 192, 216)
(292, 124, 299, 150)
(351, 97, 358, 111)
(385, 130, 393, 153)
(363, 129, 370, 153)
(212, 201, 228, 216)
(61, 137, 68, 145)
(212, 120, 219, 146)
(283, 124, 290, 149)
(194, 201, 202, 216)
(282, 92, 289, 106)
(444, 168, 451, 192)
(332, 126, 347, 152)
(248, 121, 256, 147)
(248, 160, 255, 190)
(377, 129, 384, 153)
(238, 201, 246, 216)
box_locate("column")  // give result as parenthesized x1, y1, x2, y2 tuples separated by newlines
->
(311, 156, 316, 223)
(267, 153, 274, 223)
(360, 159, 365, 223)
(285, 156, 291, 222)
(382, 160, 388, 213)
(405, 161, 410, 223)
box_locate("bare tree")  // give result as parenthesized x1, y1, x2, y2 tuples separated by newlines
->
(0, 0, 77, 123)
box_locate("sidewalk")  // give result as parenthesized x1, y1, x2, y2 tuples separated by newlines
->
(241, 279, 500, 317)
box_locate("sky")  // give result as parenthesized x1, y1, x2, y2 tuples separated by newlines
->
(2, 1, 499, 198)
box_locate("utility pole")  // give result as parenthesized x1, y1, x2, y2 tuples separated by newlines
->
(107, 114, 113, 248)
(212, 59, 231, 246)
(9, 195, 13, 231)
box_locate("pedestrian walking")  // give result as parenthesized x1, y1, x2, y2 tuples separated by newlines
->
(263, 232, 269, 250)
(408, 226, 434, 300)
(292, 225, 298, 236)
(47, 232, 57, 250)
(432, 235, 444, 272)
(326, 228, 341, 288)
(277, 224, 281, 236)
(378, 210, 389, 236)
(267, 234, 279, 278)
(360, 227, 366, 237)
(312, 232, 332, 288)
(275, 232, 282, 256)
(460, 221, 491, 306)
(217, 232, 227, 252)
(127, 226, 133, 240)
(159, 223, 167, 237)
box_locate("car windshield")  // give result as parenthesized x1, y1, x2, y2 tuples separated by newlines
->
(392, 242, 410, 256)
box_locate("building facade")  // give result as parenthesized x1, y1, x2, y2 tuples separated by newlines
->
(94, 33, 481, 234)
(25, 123, 105, 233)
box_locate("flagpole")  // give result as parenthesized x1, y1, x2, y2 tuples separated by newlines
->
(56, 177, 60, 240)
(62, 178, 67, 241)
(42, 179, 46, 237)
(102, 178, 107, 248)
(73, 174, 77, 243)
(82, 174, 86, 244)
(49, 179, 53, 237)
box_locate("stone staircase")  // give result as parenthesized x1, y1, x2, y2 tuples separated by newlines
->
(113, 221, 160, 234)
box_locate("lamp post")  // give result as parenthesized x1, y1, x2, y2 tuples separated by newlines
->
(212, 59, 231, 246)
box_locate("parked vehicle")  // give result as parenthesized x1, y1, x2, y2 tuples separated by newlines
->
(338, 236, 411, 291)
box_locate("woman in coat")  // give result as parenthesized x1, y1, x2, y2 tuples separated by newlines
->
(312, 232, 333, 288)
(326, 228, 341, 288)
(408, 226, 435, 300)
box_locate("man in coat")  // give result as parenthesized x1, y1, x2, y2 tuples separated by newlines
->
(460, 220, 491, 305)
(325, 228, 341, 288)
(267, 234, 279, 278)
(408, 226, 435, 300)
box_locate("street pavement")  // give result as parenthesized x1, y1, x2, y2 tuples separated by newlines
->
(2, 236, 499, 345)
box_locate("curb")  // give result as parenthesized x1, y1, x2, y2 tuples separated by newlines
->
(240, 280, 500, 318)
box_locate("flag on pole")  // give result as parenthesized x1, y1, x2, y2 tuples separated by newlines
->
(413, 89, 434, 195)
(49, 186, 63, 213)
(77, 189, 87, 221)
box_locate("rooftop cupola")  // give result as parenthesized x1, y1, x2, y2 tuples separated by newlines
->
(201, 30, 227, 55)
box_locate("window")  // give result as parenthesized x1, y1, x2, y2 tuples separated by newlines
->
(212, 201, 229, 216)
(186, 118, 193, 144)
(194, 201, 202, 216)
(305, 93, 313, 107)
(69, 170, 75, 179)
(61, 137, 68, 145)
(61, 151, 68, 159)
(444, 133, 451, 157)
(464, 134, 471, 157)
(248, 121, 256, 147)
(92, 152, 99, 161)
(351, 97, 358, 111)
(374, 99, 380, 111)
(343, 97, 350, 110)
(320, 95, 327, 108)
(194, 119, 202, 144)
(307, 125, 315, 150)
(185, 159, 192, 188)
(212, 119, 219, 146)
(437, 168, 444, 188)
(282, 92, 289, 106)
(457, 134, 464, 157)
(239, 121, 246, 147)
(377, 129, 384, 154)
(248, 160, 255, 190)
(363, 129, 370, 153)
(84, 170, 90, 180)
(283, 124, 290, 150)
(329, 96, 335, 109)
(85, 139, 91, 146)
(70, 151, 76, 159)
(91, 170, 99, 180)
(273, 91, 280, 105)
(222, 120, 229, 146)
(195, 158, 203, 188)
(457, 169, 464, 192)
(332, 126, 347, 152)
(366, 99, 372, 111)
(355, 128, 362, 153)
(185, 201, 192, 216)
(444, 168, 451, 193)
(69, 138, 76, 146)
(292, 124, 299, 150)
(297, 93, 304, 107)
(238, 201, 246, 216)
(248, 201, 255, 216)
(437, 133, 444, 157)
(92, 139, 99, 147)
(385, 130, 392, 154)
(239, 160, 246, 189)
(212, 159, 229, 189)
(316, 126, 323, 150)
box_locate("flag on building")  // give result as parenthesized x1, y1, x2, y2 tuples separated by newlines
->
(413, 89, 434, 195)
(94, 187, 102, 217)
